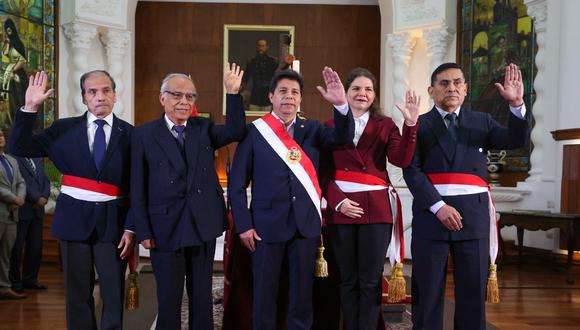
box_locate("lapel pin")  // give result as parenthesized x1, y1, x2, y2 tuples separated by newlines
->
(300, 124, 304, 128)
(478, 148, 483, 152)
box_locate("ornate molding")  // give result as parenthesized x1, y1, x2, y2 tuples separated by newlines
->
(62, 22, 97, 49)
(75, 0, 128, 29)
(525, 0, 548, 32)
(101, 29, 131, 57)
(393, 0, 445, 32)
(423, 25, 454, 72)
(491, 187, 531, 203)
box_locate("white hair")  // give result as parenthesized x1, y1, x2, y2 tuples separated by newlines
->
(160, 73, 194, 93)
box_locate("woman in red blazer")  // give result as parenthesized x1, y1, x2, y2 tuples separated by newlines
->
(321, 68, 420, 330)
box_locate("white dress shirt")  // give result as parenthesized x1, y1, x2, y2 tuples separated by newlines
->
(87, 112, 114, 154)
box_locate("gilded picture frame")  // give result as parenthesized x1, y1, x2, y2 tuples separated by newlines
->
(223, 24, 295, 116)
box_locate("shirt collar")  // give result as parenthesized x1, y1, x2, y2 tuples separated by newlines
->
(164, 114, 188, 131)
(354, 111, 370, 125)
(435, 105, 461, 119)
(87, 111, 114, 127)
(271, 111, 296, 129)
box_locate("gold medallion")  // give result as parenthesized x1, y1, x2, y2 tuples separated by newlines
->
(286, 146, 302, 164)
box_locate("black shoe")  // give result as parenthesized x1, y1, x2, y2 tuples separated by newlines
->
(22, 282, 48, 290)
(11, 283, 23, 293)
(0, 289, 27, 299)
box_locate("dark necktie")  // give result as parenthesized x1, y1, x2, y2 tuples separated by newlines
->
(445, 112, 458, 141)
(93, 119, 107, 170)
(1, 155, 14, 184)
(26, 158, 37, 177)
(173, 125, 185, 147)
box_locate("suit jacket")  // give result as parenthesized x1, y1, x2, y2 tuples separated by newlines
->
(403, 107, 529, 241)
(322, 115, 417, 225)
(9, 110, 133, 242)
(229, 108, 354, 243)
(0, 153, 26, 223)
(16, 157, 50, 220)
(130, 94, 245, 251)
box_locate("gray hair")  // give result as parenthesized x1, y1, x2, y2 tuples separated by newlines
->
(160, 73, 194, 93)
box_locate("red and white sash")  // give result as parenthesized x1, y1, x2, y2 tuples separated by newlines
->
(61, 175, 126, 202)
(335, 170, 404, 266)
(427, 173, 499, 265)
(253, 114, 322, 219)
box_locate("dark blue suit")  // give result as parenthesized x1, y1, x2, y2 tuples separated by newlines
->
(130, 94, 245, 330)
(229, 109, 354, 330)
(9, 110, 133, 330)
(9, 157, 50, 289)
(403, 107, 528, 330)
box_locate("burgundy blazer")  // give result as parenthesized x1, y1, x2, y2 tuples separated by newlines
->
(322, 115, 417, 225)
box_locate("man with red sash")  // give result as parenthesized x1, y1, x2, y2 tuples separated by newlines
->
(229, 68, 354, 330)
(403, 63, 529, 330)
(9, 70, 134, 329)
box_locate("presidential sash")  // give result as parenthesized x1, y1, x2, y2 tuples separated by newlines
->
(61, 174, 126, 202)
(334, 170, 404, 267)
(253, 114, 322, 219)
(427, 173, 499, 266)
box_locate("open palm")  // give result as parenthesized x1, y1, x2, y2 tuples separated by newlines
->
(395, 90, 420, 125)
(224, 62, 244, 94)
(494, 63, 524, 106)
(24, 71, 53, 112)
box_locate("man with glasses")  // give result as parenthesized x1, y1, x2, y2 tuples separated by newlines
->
(9, 70, 134, 329)
(130, 63, 245, 329)
(403, 63, 529, 330)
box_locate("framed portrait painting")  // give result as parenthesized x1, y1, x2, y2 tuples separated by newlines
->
(223, 24, 295, 116)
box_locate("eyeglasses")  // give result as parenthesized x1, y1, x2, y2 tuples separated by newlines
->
(163, 90, 197, 103)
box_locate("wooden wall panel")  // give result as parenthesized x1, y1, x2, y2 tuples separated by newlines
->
(135, 2, 381, 182)
(561, 144, 580, 213)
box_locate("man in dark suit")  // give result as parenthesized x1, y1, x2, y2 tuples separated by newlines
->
(229, 68, 354, 330)
(9, 156, 50, 292)
(130, 63, 245, 330)
(403, 63, 529, 330)
(9, 70, 134, 329)
(0, 130, 27, 300)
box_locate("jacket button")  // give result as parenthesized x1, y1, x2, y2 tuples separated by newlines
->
(344, 168, 349, 171)
(206, 146, 211, 151)
(202, 167, 207, 172)
(197, 189, 202, 194)
(362, 166, 367, 171)
(292, 196, 296, 202)
(170, 180, 174, 184)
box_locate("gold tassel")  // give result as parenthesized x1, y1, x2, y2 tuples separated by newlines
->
(486, 263, 500, 303)
(125, 273, 139, 310)
(387, 262, 406, 303)
(314, 236, 328, 278)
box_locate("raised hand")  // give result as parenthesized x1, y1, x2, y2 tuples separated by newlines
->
(316, 66, 347, 106)
(224, 62, 244, 94)
(24, 71, 54, 112)
(494, 63, 524, 107)
(395, 90, 421, 126)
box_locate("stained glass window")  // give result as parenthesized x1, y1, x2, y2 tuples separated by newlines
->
(460, 0, 536, 173)
(1, 0, 56, 132)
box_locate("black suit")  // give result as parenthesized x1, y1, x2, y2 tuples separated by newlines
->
(9, 157, 50, 289)
(131, 94, 245, 329)
(403, 107, 528, 330)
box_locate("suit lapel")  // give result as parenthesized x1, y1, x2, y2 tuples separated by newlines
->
(7, 156, 19, 189)
(452, 109, 472, 169)
(73, 113, 96, 173)
(293, 117, 306, 146)
(424, 108, 456, 164)
(99, 115, 123, 174)
(356, 116, 378, 159)
(184, 118, 201, 171)
(153, 117, 186, 173)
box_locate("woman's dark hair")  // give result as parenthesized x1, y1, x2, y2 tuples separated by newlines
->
(344, 67, 379, 116)
(4, 19, 26, 59)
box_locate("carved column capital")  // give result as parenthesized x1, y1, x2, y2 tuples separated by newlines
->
(423, 24, 454, 68)
(387, 32, 416, 63)
(101, 29, 131, 57)
(62, 22, 97, 49)
(525, 0, 548, 32)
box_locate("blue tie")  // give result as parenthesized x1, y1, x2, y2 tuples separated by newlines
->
(173, 125, 185, 147)
(1, 155, 14, 184)
(445, 112, 458, 141)
(93, 119, 107, 170)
